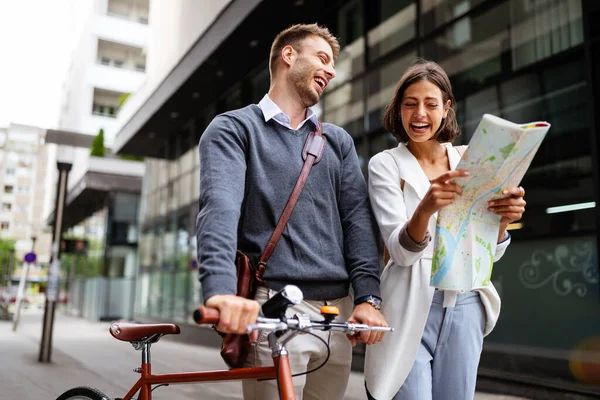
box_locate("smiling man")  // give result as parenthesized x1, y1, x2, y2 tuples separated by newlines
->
(196, 23, 388, 400)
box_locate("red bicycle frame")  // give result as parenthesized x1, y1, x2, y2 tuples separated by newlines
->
(111, 307, 296, 400)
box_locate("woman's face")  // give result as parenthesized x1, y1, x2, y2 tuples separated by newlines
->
(400, 79, 450, 143)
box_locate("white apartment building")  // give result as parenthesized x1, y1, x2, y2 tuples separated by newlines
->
(0, 124, 52, 264)
(43, 0, 150, 225)
(112, 0, 232, 147)
(59, 0, 149, 147)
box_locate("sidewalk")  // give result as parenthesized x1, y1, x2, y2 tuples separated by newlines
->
(0, 309, 527, 399)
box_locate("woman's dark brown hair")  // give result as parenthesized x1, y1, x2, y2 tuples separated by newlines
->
(383, 59, 461, 143)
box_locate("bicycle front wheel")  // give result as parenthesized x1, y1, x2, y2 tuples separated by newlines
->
(56, 386, 110, 400)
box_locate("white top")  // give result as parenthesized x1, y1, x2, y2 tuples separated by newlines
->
(258, 94, 318, 130)
(364, 142, 510, 399)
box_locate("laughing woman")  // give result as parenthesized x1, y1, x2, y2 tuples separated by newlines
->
(364, 60, 526, 400)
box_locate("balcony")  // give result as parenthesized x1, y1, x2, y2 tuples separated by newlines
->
(90, 39, 146, 93)
(97, 39, 146, 72)
(92, 88, 124, 119)
(89, 63, 145, 94)
(92, 104, 118, 119)
(91, 13, 148, 49)
(107, 0, 149, 25)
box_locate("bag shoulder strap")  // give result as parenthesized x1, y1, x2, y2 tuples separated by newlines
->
(255, 123, 326, 282)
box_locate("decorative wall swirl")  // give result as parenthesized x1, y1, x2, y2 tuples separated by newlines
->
(519, 241, 599, 297)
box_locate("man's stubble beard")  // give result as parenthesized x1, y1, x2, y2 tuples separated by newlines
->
(289, 58, 320, 108)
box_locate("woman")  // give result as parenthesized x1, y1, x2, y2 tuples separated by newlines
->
(364, 60, 526, 400)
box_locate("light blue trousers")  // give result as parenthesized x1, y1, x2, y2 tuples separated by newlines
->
(367, 290, 485, 400)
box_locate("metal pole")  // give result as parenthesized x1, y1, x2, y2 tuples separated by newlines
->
(12, 237, 35, 331)
(11, 262, 30, 331)
(39, 162, 71, 363)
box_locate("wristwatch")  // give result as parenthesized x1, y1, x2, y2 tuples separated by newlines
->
(354, 295, 382, 310)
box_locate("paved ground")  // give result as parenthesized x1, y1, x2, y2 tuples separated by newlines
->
(0, 309, 528, 399)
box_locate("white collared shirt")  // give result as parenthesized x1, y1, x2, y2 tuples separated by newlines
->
(258, 94, 318, 130)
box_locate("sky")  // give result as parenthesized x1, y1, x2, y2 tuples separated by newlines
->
(0, 0, 90, 129)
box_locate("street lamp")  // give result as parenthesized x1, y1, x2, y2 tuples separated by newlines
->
(39, 144, 73, 363)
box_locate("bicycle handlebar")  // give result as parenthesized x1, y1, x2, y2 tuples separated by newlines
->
(193, 285, 392, 336)
(193, 305, 393, 336)
(193, 306, 220, 325)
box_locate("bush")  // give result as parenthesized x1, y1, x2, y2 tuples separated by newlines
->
(119, 154, 144, 162)
(90, 129, 105, 157)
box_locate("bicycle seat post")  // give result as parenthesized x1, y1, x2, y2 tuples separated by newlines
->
(130, 335, 159, 377)
(142, 341, 151, 369)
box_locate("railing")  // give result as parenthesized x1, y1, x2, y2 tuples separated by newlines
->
(97, 58, 146, 72)
(92, 105, 119, 118)
(106, 10, 148, 25)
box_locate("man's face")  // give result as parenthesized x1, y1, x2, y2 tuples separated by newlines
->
(288, 35, 336, 107)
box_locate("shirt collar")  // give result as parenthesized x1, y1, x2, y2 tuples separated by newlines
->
(258, 94, 319, 130)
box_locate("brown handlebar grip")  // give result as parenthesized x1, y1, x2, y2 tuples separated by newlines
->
(193, 306, 220, 324)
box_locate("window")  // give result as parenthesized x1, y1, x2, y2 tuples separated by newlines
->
(367, 0, 416, 62)
(330, 0, 365, 90)
(3, 185, 13, 194)
(421, 0, 487, 35)
(135, 63, 146, 72)
(365, 51, 417, 132)
(1, 203, 11, 211)
(100, 57, 110, 65)
(5, 168, 15, 176)
(0, 222, 9, 230)
(113, 60, 124, 68)
(323, 79, 364, 136)
(422, 0, 583, 94)
(17, 186, 29, 194)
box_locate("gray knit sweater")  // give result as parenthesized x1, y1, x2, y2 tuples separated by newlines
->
(196, 105, 381, 301)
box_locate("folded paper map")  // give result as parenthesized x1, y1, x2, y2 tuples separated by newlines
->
(431, 114, 550, 290)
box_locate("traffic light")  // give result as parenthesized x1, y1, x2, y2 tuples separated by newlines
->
(60, 239, 88, 255)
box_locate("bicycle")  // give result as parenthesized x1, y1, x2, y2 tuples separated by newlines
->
(55, 285, 392, 400)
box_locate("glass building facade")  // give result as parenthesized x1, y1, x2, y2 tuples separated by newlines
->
(134, 0, 599, 395)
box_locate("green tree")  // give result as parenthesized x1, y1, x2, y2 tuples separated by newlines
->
(0, 239, 16, 287)
(90, 129, 105, 157)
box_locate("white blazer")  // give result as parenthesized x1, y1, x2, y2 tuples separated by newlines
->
(364, 142, 510, 400)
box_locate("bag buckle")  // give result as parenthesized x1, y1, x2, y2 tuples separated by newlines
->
(255, 261, 267, 283)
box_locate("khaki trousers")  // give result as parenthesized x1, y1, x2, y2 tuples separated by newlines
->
(242, 286, 354, 400)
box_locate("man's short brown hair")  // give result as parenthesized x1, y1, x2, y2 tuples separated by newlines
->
(269, 23, 340, 77)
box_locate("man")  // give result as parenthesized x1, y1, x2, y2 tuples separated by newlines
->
(196, 23, 387, 399)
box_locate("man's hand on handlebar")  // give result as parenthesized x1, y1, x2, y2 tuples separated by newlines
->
(195, 286, 393, 348)
(347, 304, 388, 347)
(204, 294, 260, 335)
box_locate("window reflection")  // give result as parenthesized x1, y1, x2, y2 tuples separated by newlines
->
(366, 51, 417, 132)
(330, 0, 364, 91)
(509, 0, 583, 70)
(424, 0, 583, 93)
(421, 0, 487, 35)
(367, 0, 416, 62)
(323, 80, 364, 136)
